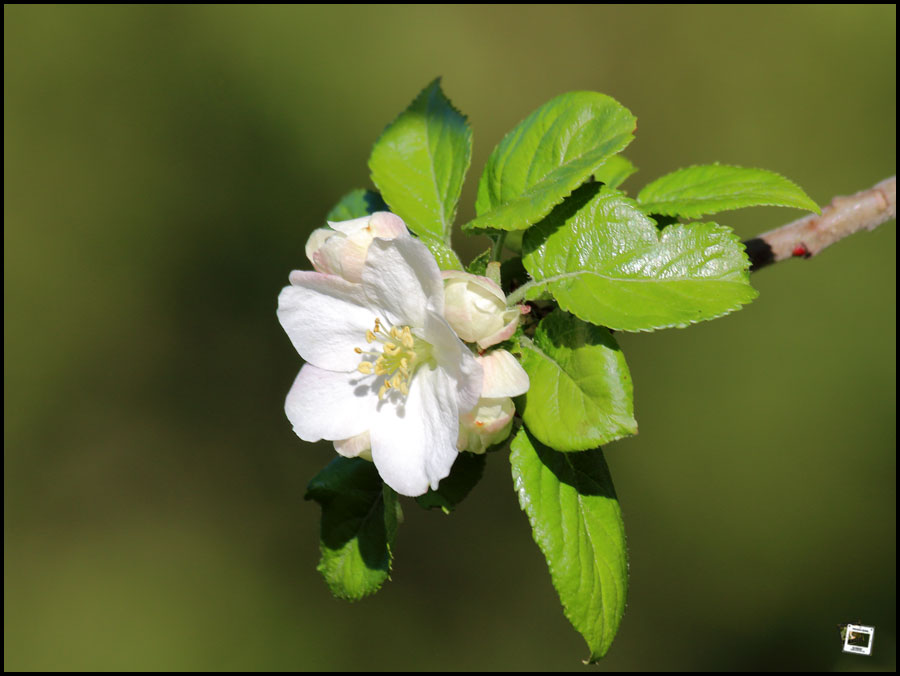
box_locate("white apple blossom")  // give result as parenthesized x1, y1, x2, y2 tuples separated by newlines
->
(305, 211, 407, 283)
(458, 349, 530, 454)
(278, 230, 483, 497)
(442, 270, 524, 349)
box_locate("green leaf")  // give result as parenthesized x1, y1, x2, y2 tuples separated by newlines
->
(369, 78, 472, 245)
(594, 155, 637, 190)
(522, 183, 758, 331)
(305, 457, 400, 601)
(466, 248, 492, 276)
(326, 189, 389, 222)
(464, 92, 636, 233)
(423, 239, 463, 271)
(510, 428, 627, 662)
(416, 452, 486, 514)
(637, 164, 819, 217)
(518, 310, 636, 451)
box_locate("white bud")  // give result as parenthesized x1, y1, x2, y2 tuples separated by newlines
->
(457, 396, 516, 454)
(305, 211, 407, 282)
(441, 271, 522, 348)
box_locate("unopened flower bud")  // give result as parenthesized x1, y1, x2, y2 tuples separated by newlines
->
(456, 349, 530, 454)
(441, 271, 523, 348)
(458, 397, 516, 454)
(305, 211, 407, 282)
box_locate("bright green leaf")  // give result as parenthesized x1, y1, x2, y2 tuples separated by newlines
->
(510, 428, 627, 662)
(518, 310, 636, 451)
(464, 92, 636, 232)
(522, 184, 758, 331)
(416, 452, 486, 514)
(637, 164, 819, 217)
(424, 239, 463, 271)
(305, 457, 400, 601)
(326, 189, 389, 222)
(369, 78, 472, 245)
(594, 155, 637, 190)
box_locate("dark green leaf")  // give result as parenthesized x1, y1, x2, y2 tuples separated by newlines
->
(416, 452, 486, 513)
(466, 248, 493, 276)
(326, 189, 389, 222)
(305, 457, 400, 601)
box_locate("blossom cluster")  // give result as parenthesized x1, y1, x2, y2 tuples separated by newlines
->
(277, 213, 529, 496)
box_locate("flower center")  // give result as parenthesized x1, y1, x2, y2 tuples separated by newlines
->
(355, 317, 432, 399)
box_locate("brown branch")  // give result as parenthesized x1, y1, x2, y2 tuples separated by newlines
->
(743, 176, 896, 271)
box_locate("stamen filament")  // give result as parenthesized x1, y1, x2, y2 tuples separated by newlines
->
(356, 317, 432, 401)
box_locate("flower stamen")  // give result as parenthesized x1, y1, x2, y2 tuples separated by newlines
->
(356, 317, 432, 399)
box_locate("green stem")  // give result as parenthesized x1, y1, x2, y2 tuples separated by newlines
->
(506, 280, 540, 306)
(490, 233, 507, 262)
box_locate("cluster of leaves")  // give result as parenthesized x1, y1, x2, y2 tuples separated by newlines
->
(304, 79, 817, 661)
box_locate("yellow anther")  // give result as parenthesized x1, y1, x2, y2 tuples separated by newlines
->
(356, 318, 429, 401)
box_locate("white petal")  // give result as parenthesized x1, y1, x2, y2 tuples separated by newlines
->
(285, 364, 378, 442)
(368, 365, 459, 496)
(441, 270, 506, 302)
(478, 349, 530, 397)
(334, 432, 372, 461)
(277, 271, 376, 371)
(327, 214, 372, 235)
(362, 237, 444, 326)
(476, 309, 521, 349)
(423, 310, 482, 414)
(305, 228, 336, 272)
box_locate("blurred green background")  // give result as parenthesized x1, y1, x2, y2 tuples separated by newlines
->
(5, 5, 895, 671)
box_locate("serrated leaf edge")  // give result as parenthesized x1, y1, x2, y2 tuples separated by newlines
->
(637, 163, 820, 217)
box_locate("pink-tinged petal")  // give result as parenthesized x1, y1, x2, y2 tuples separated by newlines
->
(478, 349, 530, 397)
(423, 310, 482, 414)
(319, 237, 369, 283)
(368, 365, 459, 497)
(367, 212, 409, 239)
(277, 272, 376, 371)
(285, 364, 378, 442)
(305, 228, 336, 272)
(476, 310, 521, 349)
(362, 237, 444, 326)
(458, 396, 516, 453)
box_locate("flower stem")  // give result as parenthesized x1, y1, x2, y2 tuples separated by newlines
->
(490, 233, 507, 262)
(506, 280, 540, 306)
